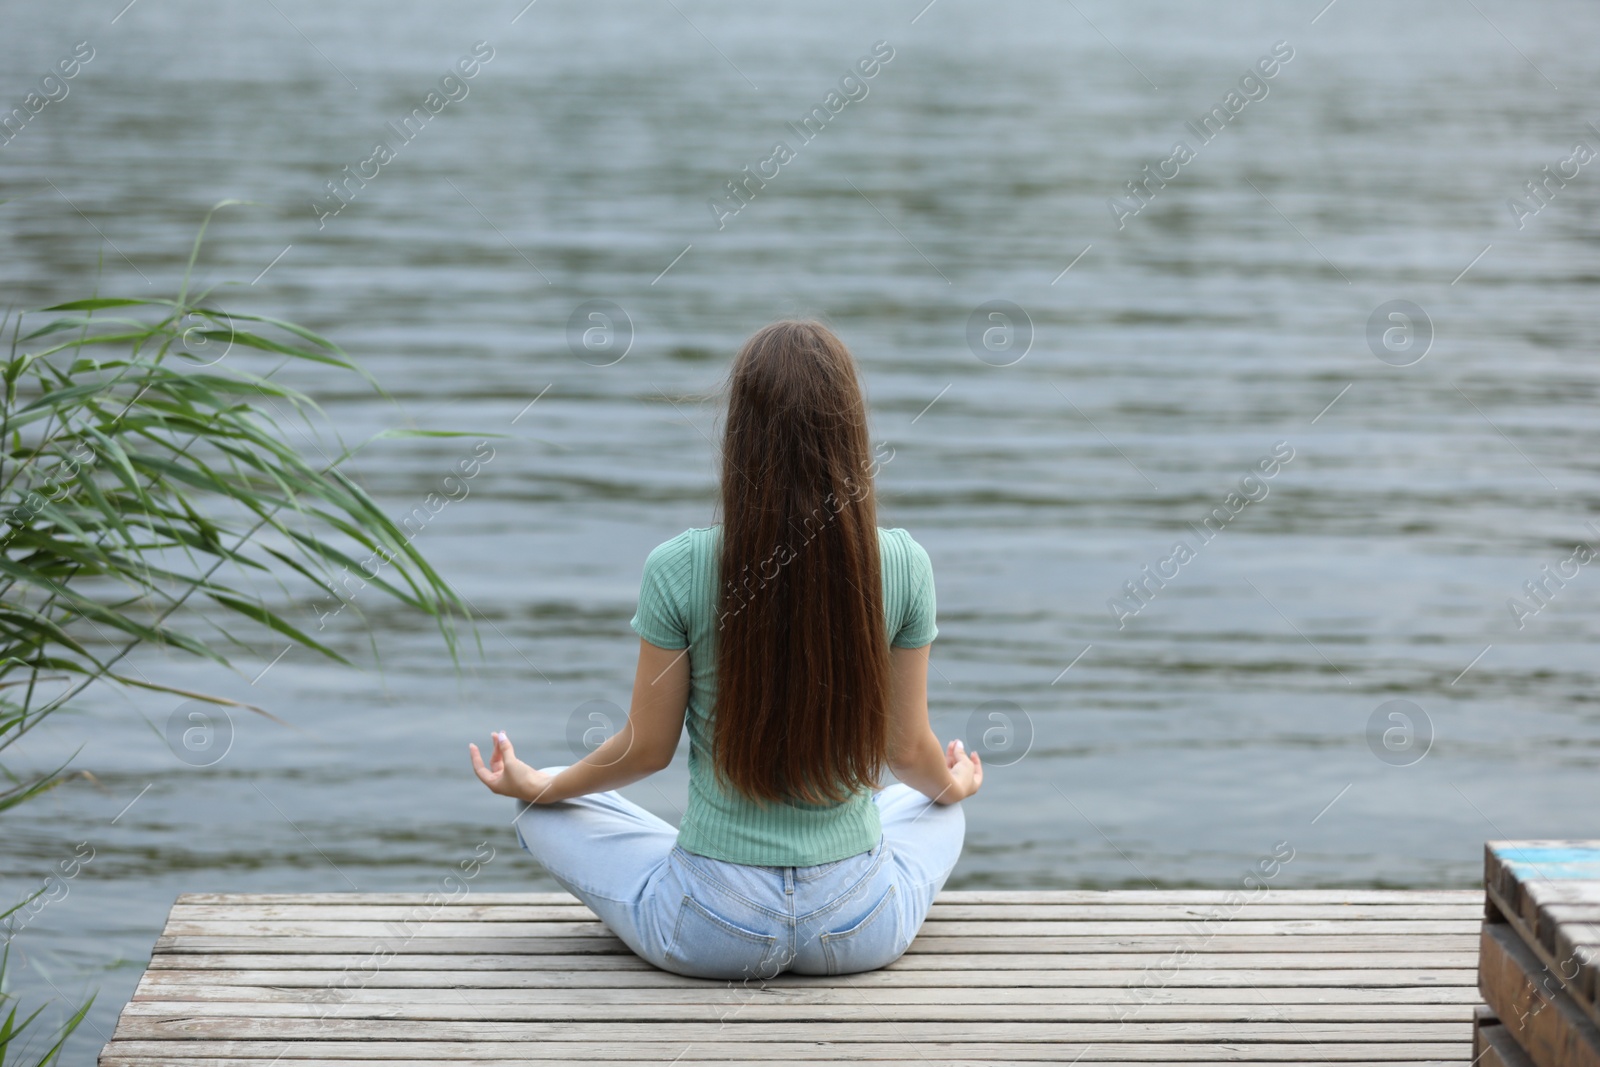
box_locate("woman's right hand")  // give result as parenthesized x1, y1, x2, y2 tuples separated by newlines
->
(943, 738, 983, 802)
(470, 731, 553, 802)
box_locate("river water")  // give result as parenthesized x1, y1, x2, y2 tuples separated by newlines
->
(2, 0, 1598, 1054)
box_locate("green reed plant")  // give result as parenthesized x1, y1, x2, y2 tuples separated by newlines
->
(0, 205, 470, 1064)
(0, 945, 90, 1067)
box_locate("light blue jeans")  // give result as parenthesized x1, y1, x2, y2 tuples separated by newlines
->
(512, 768, 965, 980)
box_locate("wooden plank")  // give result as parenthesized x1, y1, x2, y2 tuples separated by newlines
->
(1523, 885, 1600, 905)
(96, 1062, 1472, 1067)
(132, 965, 1478, 988)
(1487, 842, 1600, 935)
(156, 918, 1482, 939)
(109, 1016, 1474, 1042)
(1474, 1005, 1538, 1067)
(1476, 1026, 1539, 1067)
(1489, 843, 1600, 891)
(1555, 925, 1600, 1005)
(112, 998, 1476, 1024)
(150, 935, 1478, 956)
(1479, 920, 1600, 1067)
(174, 890, 1482, 906)
(166, 902, 1484, 922)
(98, 1060, 1475, 1067)
(133, 975, 1482, 1003)
(96, 1040, 1474, 1063)
(145, 951, 1482, 972)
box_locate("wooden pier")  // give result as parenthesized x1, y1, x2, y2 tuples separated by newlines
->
(99, 889, 1485, 1065)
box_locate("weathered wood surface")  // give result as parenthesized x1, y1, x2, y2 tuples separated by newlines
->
(101, 890, 1482, 1065)
(1479, 922, 1600, 1067)
(1474, 1006, 1538, 1067)
(1485, 840, 1600, 1034)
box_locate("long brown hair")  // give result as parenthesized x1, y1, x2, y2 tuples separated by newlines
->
(712, 321, 890, 807)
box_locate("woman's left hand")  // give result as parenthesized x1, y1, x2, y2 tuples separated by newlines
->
(469, 731, 553, 802)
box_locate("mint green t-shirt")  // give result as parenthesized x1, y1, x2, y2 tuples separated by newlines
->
(629, 525, 937, 867)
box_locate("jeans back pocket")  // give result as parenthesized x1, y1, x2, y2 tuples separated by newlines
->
(820, 882, 902, 976)
(663, 894, 782, 981)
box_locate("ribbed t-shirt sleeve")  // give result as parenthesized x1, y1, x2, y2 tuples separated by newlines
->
(891, 531, 938, 648)
(630, 535, 691, 650)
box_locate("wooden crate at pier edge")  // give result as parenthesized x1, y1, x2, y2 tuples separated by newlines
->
(1479, 840, 1600, 1067)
